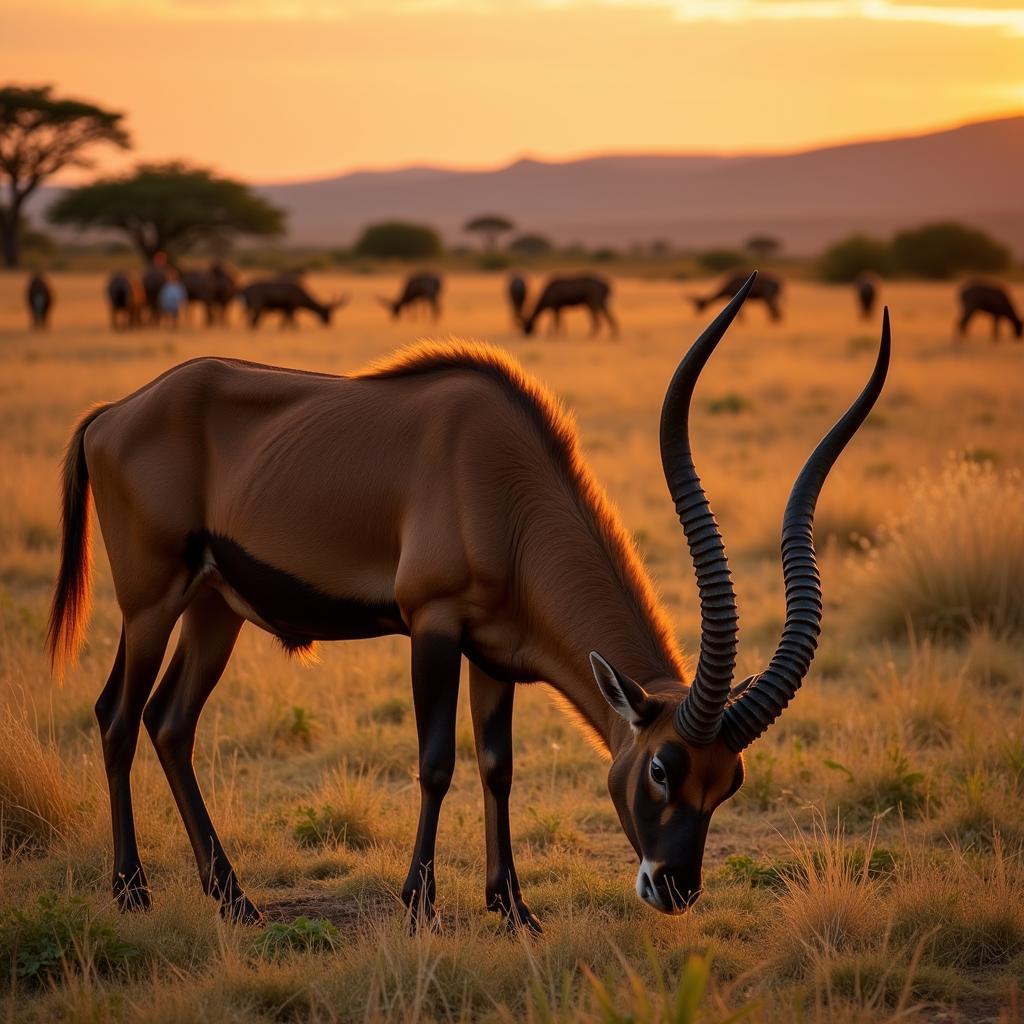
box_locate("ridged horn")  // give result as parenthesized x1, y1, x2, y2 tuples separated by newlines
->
(720, 309, 892, 752)
(662, 273, 756, 746)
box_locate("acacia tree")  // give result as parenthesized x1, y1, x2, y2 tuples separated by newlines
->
(49, 162, 285, 260)
(464, 214, 515, 251)
(0, 84, 130, 267)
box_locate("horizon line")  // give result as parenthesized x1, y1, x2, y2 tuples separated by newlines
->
(253, 107, 1024, 188)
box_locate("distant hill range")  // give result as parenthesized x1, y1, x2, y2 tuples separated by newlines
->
(32, 115, 1024, 256)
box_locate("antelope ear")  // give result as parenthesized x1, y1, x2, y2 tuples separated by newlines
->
(590, 652, 654, 726)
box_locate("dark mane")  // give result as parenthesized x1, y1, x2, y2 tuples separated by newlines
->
(357, 341, 686, 679)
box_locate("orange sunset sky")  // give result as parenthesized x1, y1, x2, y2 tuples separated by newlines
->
(4, 0, 1024, 183)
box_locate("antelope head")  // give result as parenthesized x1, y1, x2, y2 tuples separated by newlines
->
(321, 294, 350, 324)
(592, 274, 891, 914)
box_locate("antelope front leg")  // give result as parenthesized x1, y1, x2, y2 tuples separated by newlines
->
(401, 617, 462, 930)
(469, 665, 541, 933)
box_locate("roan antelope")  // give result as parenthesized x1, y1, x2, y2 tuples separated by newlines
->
(238, 277, 347, 328)
(957, 280, 1022, 342)
(26, 272, 53, 329)
(48, 275, 889, 931)
(508, 274, 527, 327)
(521, 274, 618, 337)
(106, 272, 145, 331)
(182, 262, 238, 326)
(855, 272, 879, 321)
(378, 272, 443, 320)
(692, 270, 783, 323)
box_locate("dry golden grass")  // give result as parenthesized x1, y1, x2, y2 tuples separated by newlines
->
(1, 272, 1022, 1022)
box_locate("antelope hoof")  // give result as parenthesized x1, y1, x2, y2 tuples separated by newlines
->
(113, 869, 151, 913)
(489, 895, 543, 935)
(219, 892, 264, 927)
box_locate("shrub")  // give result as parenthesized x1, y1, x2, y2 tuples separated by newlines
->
(353, 221, 442, 260)
(0, 895, 140, 989)
(890, 221, 1009, 280)
(819, 234, 893, 282)
(697, 249, 744, 273)
(852, 459, 1024, 641)
(507, 233, 552, 256)
(704, 393, 751, 416)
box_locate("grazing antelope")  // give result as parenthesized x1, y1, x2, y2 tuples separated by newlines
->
(508, 274, 527, 327)
(238, 277, 347, 328)
(26, 272, 53, 329)
(141, 263, 168, 325)
(48, 275, 889, 931)
(182, 263, 238, 326)
(957, 280, 1022, 342)
(106, 272, 145, 331)
(521, 274, 618, 338)
(692, 270, 783, 323)
(855, 272, 878, 321)
(378, 272, 443, 320)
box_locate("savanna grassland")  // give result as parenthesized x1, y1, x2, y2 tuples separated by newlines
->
(1, 272, 1023, 1023)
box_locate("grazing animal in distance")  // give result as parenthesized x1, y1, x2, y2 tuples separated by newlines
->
(957, 280, 1022, 342)
(182, 263, 238, 326)
(378, 272, 442, 320)
(141, 264, 169, 325)
(26, 272, 53, 328)
(692, 270, 783, 323)
(855, 272, 878, 320)
(106, 272, 145, 330)
(521, 274, 618, 337)
(47, 275, 889, 931)
(508, 274, 527, 326)
(238, 278, 347, 328)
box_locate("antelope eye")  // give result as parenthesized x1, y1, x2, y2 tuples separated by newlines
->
(649, 757, 667, 787)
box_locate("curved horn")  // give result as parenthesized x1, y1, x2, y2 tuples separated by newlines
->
(720, 309, 891, 753)
(662, 272, 756, 745)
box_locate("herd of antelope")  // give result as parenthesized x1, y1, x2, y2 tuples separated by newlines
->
(15, 246, 1017, 931)
(24, 265, 1023, 341)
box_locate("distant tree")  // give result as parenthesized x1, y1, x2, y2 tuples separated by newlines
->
(0, 84, 130, 267)
(354, 221, 442, 260)
(48, 162, 284, 261)
(698, 248, 744, 273)
(648, 238, 673, 258)
(819, 234, 893, 283)
(745, 234, 781, 259)
(507, 233, 552, 257)
(891, 222, 1009, 280)
(464, 213, 515, 252)
(591, 247, 619, 263)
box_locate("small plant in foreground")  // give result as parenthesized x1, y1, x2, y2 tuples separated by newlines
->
(0, 894, 140, 988)
(253, 916, 340, 960)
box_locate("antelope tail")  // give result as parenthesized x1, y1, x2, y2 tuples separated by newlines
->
(47, 404, 111, 676)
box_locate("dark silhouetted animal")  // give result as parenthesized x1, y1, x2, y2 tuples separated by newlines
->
(855, 272, 878, 320)
(378, 273, 442, 320)
(182, 263, 238, 326)
(106, 272, 145, 330)
(508, 275, 527, 326)
(238, 278, 346, 328)
(142, 265, 169, 325)
(692, 271, 783, 322)
(47, 274, 888, 930)
(521, 275, 618, 337)
(26, 273, 53, 328)
(958, 280, 1022, 341)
